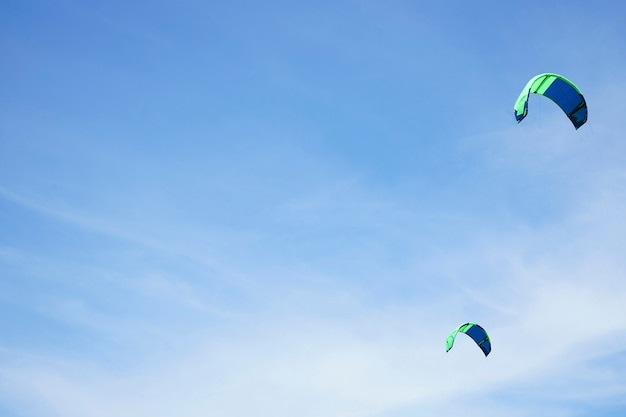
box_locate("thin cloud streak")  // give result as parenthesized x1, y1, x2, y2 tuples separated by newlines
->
(2, 163, 626, 416)
(2, 2, 626, 416)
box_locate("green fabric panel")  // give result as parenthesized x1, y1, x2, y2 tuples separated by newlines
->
(459, 323, 475, 333)
(445, 329, 458, 352)
(445, 322, 479, 352)
(513, 76, 538, 116)
(537, 75, 556, 94)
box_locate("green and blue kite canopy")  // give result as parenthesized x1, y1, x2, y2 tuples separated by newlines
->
(514, 73, 587, 129)
(445, 322, 491, 357)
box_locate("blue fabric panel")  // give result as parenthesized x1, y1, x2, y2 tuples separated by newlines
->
(543, 78, 580, 113)
(464, 324, 491, 356)
(464, 324, 486, 342)
(543, 78, 587, 128)
(570, 105, 588, 129)
(479, 339, 492, 356)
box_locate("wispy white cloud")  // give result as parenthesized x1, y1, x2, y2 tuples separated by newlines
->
(2, 171, 626, 416)
(3, 129, 626, 415)
(2, 2, 626, 416)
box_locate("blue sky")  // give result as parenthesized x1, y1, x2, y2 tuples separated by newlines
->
(2, 1, 626, 416)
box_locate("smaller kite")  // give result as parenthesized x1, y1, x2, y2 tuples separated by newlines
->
(445, 322, 491, 357)
(514, 73, 587, 129)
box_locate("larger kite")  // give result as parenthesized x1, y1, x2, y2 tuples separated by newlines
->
(514, 73, 587, 129)
(445, 322, 491, 357)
